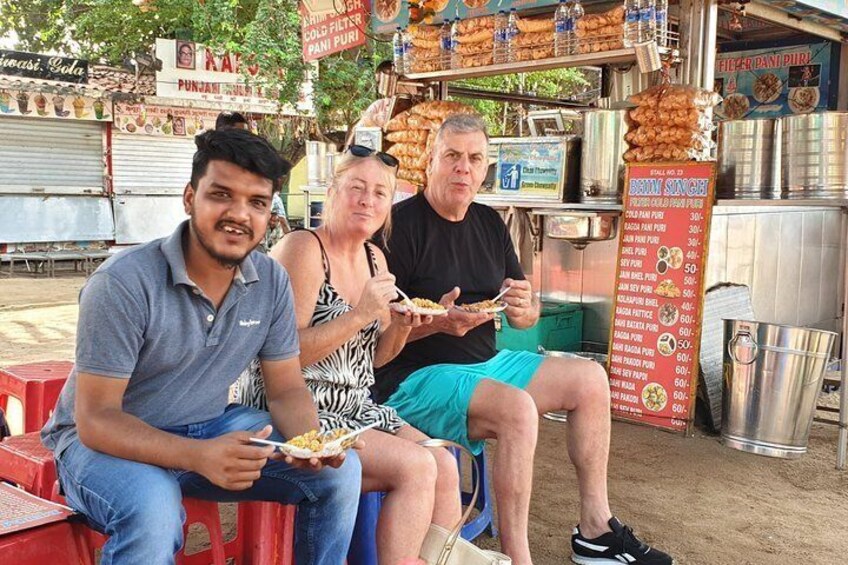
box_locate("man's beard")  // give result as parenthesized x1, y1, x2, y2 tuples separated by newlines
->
(190, 215, 254, 269)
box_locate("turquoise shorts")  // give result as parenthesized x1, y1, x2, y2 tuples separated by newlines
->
(385, 350, 545, 455)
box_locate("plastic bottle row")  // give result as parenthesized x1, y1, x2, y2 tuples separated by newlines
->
(393, 0, 670, 75)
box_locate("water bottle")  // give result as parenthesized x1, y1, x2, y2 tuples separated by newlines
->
(554, 0, 570, 58)
(506, 8, 519, 63)
(494, 10, 508, 64)
(624, 0, 640, 47)
(569, 0, 584, 54)
(392, 27, 405, 74)
(450, 18, 461, 69)
(655, 0, 668, 47)
(439, 19, 452, 70)
(401, 27, 412, 74)
(639, 0, 656, 43)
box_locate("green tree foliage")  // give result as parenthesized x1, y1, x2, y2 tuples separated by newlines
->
(0, 0, 389, 136)
(451, 67, 594, 136)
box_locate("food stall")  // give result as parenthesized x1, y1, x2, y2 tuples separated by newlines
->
(361, 0, 848, 467)
(0, 50, 114, 248)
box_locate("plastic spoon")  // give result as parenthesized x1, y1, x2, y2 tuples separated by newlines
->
(395, 286, 414, 307)
(491, 285, 513, 303)
(323, 421, 381, 450)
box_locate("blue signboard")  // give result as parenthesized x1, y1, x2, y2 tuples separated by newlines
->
(715, 41, 838, 120)
(499, 163, 522, 191)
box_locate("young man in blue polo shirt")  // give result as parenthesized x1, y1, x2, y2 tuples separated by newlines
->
(41, 128, 362, 564)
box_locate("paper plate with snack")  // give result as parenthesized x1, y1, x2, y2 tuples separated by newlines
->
(456, 299, 508, 314)
(390, 297, 449, 316)
(251, 423, 378, 460)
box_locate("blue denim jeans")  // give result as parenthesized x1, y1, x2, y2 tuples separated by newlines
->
(55, 404, 362, 565)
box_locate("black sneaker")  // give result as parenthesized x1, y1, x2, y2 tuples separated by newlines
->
(571, 517, 673, 565)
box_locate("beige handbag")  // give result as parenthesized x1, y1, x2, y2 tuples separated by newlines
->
(418, 439, 512, 565)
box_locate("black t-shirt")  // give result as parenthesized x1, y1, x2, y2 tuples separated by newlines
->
(372, 193, 524, 403)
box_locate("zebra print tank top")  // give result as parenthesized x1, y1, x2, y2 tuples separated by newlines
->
(236, 230, 405, 434)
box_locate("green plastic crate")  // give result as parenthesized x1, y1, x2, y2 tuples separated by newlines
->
(495, 301, 583, 353)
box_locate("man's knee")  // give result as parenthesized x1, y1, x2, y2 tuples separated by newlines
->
(578, 362, 611, 406)
(495, 388, 539, 439)
(111, 479, 184, 544)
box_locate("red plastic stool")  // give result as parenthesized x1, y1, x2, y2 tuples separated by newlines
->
(0, 432, 56, 499)
(232, 501, 296, 565)
(53, 483, 227, 565)
(0, 520, 94, 565)
(0, 361, 72, 433)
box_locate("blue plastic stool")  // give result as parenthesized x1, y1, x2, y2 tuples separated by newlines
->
(346, 450, 497, 565)
(453, 447, 498, 541)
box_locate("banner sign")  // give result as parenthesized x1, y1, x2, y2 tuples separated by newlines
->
(0, 49, 88, 84)
(114, 102, 218, 137)
(608, 162, 716, 432)
(301, 0, 368, 62)
(715, 41, 835, 119)
(0, 89, 110, 121)
(155, 38, 279, 112)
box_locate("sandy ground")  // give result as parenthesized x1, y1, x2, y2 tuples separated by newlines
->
(2, 275, 847, 565)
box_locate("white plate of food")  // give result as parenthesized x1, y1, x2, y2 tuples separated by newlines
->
(374, 0, 400, 22)
(390, 298, 449, 316)
(642, 382, 668, 412)
(658, 303, 679, 327)
(788, 87, 819, 114)
(722, 93, 750, 120)
(251, 423, 377, 460)
(657, 332, 677, 357)
(752, 72, 782, 104)
(456, 300, 508, 314)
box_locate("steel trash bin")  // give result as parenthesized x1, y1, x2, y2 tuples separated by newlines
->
(721, 319, 837, 459)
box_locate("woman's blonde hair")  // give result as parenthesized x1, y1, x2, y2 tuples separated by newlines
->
(321, 151, 397, 246)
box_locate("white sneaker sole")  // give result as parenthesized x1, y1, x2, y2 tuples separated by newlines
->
(572, 556, 638, 565)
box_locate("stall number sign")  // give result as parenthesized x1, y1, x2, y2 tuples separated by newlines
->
(608, 162, 716, 432)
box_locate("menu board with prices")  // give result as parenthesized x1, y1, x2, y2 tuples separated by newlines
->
(608, 162, 716, 432)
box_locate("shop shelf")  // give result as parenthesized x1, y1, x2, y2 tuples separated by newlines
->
(403, 47, 678, 82)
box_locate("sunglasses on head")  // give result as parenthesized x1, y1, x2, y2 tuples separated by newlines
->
(347, 144, 400, 171)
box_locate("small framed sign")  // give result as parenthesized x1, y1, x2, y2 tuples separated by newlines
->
(354, 127, 383, 151)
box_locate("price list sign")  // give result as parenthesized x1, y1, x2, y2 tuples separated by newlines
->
(608, 162, 716, 432)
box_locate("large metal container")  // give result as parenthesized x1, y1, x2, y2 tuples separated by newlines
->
(722, 319, 836, 459)
(717, 119, 781, 199)
(580, 109, 627, 204)
(306, 141, 327, 185)
(781, 112, 848, 199)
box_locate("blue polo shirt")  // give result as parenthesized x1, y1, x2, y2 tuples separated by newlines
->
(41, 221, 299, 456)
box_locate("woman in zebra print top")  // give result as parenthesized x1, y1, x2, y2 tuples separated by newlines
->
(237, 149, 461, 564)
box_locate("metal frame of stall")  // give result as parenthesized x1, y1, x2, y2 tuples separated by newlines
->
(398, 0, 848, 468)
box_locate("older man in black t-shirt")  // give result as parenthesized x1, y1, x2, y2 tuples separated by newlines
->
(375, 115, 673, 565)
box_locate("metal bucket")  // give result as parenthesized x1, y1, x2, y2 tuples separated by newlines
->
(717, 119, 781, 199)
(580, 109, 627, 204)
(722, 319, 836, 459)
(539, 348, 609, 422)
(781, 112, 848, 199)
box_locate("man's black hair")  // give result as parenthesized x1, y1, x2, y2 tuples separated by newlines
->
(191, 128, 290, 191)
(215, 110, 249, 130)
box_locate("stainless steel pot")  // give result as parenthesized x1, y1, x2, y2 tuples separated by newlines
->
(722, 319, 836, 459)
(782, 112, 848, 199)
(538, 348, 609, 423)
(580, 109, 627, 204)
(717, 119, 781, 199)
